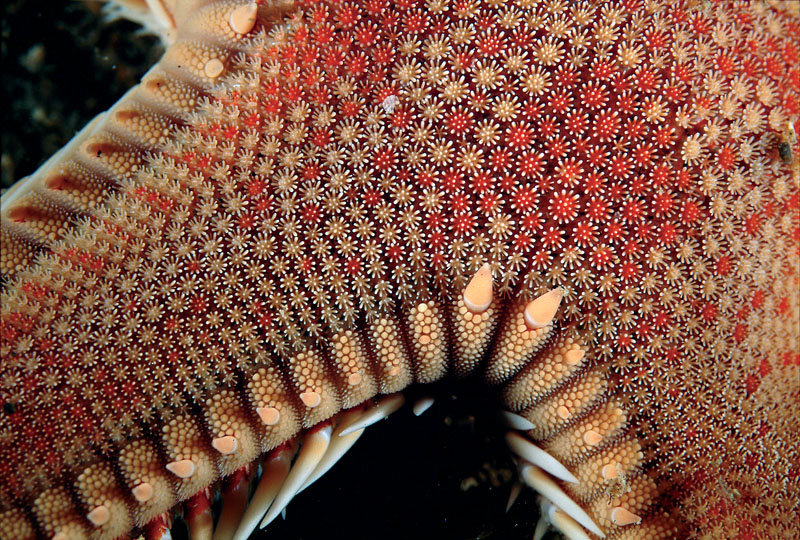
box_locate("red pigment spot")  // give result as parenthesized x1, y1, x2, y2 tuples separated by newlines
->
(517, 152, 544, 178)
(238, 214, 256, 229)
(716, 255, 731, 276)
(759, 358, 772, 378)
(452, 213, 475, 236)
(302, 204, 321, 223)
(506, 123, 532, 148)
(244, 113, 261, 128)
(744, 213, 762, 235)
(573, 221, 596, 247)
(512, 187, 537, 214)
(585, 197, 609, 221)
(540, 228, 563, 249)
(386, 245, 403, 261)
(479, 193, 500, 214)
(675, 168, 691, 190)
(717, 146, 736, 170)
(620, 198, 643, 222)
(416, 170, 436, 187)
(513, 233, 532, 251)
(777, 297, 790, 316)
(737, 303, 750, 320)
(471, 172, 492, 192)
(489, 148, 511, 172)
(222, 126, 239, 140)
(363, 189, 381, 206)
(429, 232, 445, 249)
(426, 212, 445, 230)
(716, 53, 736, 77)
(441, 171, 463, 192)
(258, 313, 273, 329)
(701, 302, 717, 322)
(783, 352, 800, 366)
(372, 147, 396, 170)
(605, 220, 623, 242)
(681, 200, 701, 224)
(549, 191, 578, 223)
(449, 193, 468, 212)
(311, 129, 330, 147)
(373, 43, 394, 64)
(732, 323, 747, 343)
(191, 295, 207, 313)
(590, 246, 613, 269)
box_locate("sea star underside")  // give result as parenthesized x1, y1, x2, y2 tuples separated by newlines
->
(1, 1, 799, 540)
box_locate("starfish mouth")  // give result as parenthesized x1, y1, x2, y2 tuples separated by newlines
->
(18, 262, 668, 540)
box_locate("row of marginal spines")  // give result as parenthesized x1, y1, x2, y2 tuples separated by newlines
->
(3, 280, 651, 540)
(0, 284, 568, 540)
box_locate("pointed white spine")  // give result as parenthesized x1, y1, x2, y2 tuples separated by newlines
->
(259, 425, 333, 528)
(611, 506, 642, 526)
(231, 444, 296, 540)
(299, 409, 366, 493)
(543, 498, 592, 540)
(507, 432, 579, 484)
(521, 464, 605, 538)
(463, 263, 493, 313)
(412, 396, 435, 416)
(500, 410, 536, 431)
(165, 459, 195, 479)
(339, 393, 405, 437)
(506, 481, 522, 512)
(524, 288, 564, 329)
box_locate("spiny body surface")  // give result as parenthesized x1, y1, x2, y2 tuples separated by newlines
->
(1, 1, 799, 540)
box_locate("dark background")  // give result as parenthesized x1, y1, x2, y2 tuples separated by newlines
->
(1, 0, 160, 191)
(1, 3, 555, 539)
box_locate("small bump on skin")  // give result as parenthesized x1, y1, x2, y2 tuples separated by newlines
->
(131, 483, 153, 503)
(300, 391, 322, 408)
(524, 288, 564, 329)
(584, 431, 603, 447)
(86, 506, 109, 527)
(463, 263, 493, 314)
(203, 58, 224, 78)
(229, 2, 258, 34)
(212, 436, 239, 455)
(611, 507, 642, 526)
(165, 459, 195, 479)
(257, 407, 281, 426)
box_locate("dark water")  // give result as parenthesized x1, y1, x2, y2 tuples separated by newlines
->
(1, 0, 160, 191)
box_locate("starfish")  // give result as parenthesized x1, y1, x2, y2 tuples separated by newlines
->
(1, 1, 798, 540)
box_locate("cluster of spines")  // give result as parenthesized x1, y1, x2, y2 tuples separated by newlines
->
(118, 439, 176, 526)
(0, 277, 567, 539)
(0, 0, 798, 539)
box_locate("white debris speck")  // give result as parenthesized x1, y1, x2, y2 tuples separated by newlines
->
(382, 95, 399, 114)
